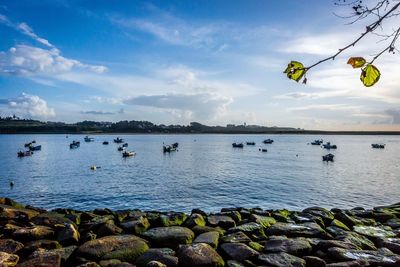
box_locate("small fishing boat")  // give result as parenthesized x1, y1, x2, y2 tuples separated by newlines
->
(371, 143, 385, 149)
(24, 142, 32, 147)
(172, 142, 179, 148)
(103, 141, 109, 145)
(163, 145, 176, 153)
(263, 139, 274, 144)
(259, 148, 268, 152)
(114, 137, 124, 143)
(84, 136, 94, 142)
(246, 142, 256, 145)
(311, 139, 323, 145)
(322, 153, 334, 162)
(122, 143, 128, 147)
(70, 141, 80, 149)
(122, 151, 136, 157)
(232, 143, 244, 148)
(323, 142, 337, 149)
(118, 146, 124, 151)
(29, 145, 41, 151)
(17, 151, 33, 157)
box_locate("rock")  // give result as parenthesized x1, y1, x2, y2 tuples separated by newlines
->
(81, 230, 97, 243)
(147, 261, 166, 267)
(31, 212, 74, 227)
(99, 259, 122, 266)
(0, 251, 19, 266)
(378, 237, 400, 254)
(330, 219, 350, 231)
(135, 248, 178, 267)
(108, 263, 135, 267)
(51, 245, 78, 264)
(0, 204, 39, 222)
(257, 252, 306, 267)
(159, 212, 187, 227)
(142, 226, 194, 248)
(0, 197, 25, 208)
(336, 232, 376, 250)
(96, 221, 123, 237)
(220, 232, 252, 243)
(227, 222, 265, 241)
(177, 243, 225, 267)
(353, 225, 396, 239)
(55, 222, 80, 245)
(194, 231, 220, 248)
(326, 226, 348, 237)
(219, 211, 241, 223)
(183, 213, 206, 228)
(265, 222, 326, 238)
(120, 217, 150, 235)
(226, 260, 245, 267)
(12, 225, 54, 241)
(263, 237, 312, 256)
(221, 243, 259, 261)
(302, 207, 334, 224)
(76, 262, 101, 267)
(18, 249, 62, 267)
(0, 239, 24, 254)
(303, 256, 326, 267)
(208, 215, 236, 229)
(250, 214, 276, 228)
(271, 210, 291, 223)
(325, 261, 364, 267)
(328, 247, 400, 266)
(386, 218, 400, 229)
(76, 235, 149, 262)
(248, 241, 264, 252)
(19, 240, 62, 257)
(333, 211, 360, 228)
(192, 225, 225, 236)
(317, 240, 359, 251)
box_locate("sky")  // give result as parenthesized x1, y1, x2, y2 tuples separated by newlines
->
(0, 0, 399, 130)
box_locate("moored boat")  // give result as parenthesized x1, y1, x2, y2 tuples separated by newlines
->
(163, 145, 176, 153)
(29, 145, 41, 151)
(311, 139, 323, 145)
(232, 143, 244, 148)
(246, 142, 256, 145)
(322, 153, 334, 161)
(114, 137, 124, 143)
(263, 139, 274, 144)
(122, 151, 136, 157)
(118, 146, 124, 151)
(259, 148, 268, 152)
(103, 141, 109, 145)
(122, 143, 128, 147)
(371, 143, 385, 149)
(17, 151, 33, 157)
(84, 136, 94, 142)
(70, 141, 80, 149)
(323, 142, 337, 149)
(172, 142, 179, 148)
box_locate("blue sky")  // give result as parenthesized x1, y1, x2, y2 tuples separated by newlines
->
(0, 0, 399, 130)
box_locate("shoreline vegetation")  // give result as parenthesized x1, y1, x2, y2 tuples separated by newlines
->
(1, 117, 400, 135)
(1, 198, 400, 266)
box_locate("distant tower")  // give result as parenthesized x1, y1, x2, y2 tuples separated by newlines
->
(244, 122, 246, 127)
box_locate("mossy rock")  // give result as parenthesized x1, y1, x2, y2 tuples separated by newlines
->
(330, 219, 350, 231)
(120, 216, 150, 235)
(220, 232, 251, 243)
(248, 241, 264, 252)
(32, 212, 75, 227)
(192, 225, 225, 236)
(177, 243, 225, 267)
(141, 226, 194, 248)
(158, 212, 187, 227)
(250, 214, 276, 228)
(183, 213, 206, 228)
(0, 204, 39, 221)
(0, 251, 19, 266)
(76, 235, 149, 263)
(13, 226, 54, 241)
(194, 231, 220, 248)
(135, 248, 179, 267)
(228, 222, 266, 241)
(257, 252, 306, 267)
(353, 225, 396, 239)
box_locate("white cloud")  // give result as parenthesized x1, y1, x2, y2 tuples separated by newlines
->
(0, 93, 55, 119)
(17, 22, 56, 49)
(0, 45, 107, 75)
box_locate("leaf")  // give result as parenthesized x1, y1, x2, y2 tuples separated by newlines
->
(360, 64, 380, 87)
(347, 57, 366, 68)
(284, 61, 306, 82)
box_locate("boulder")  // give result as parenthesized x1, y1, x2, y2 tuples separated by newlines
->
(158, 212, 187, 227)
(55, 223, 80, 245)
(221, 243, 259, 261)
(257, 252, 306, 267)
(227, 222, 266, 241)
(12, 226, 54, 241)
(208, 215, 236, 229)
(17, 249, 61, 267)
(303, 256, 326, 267)
(142, 226, 194, 248)
(135, 248, 178, 267)
(76, 235, 149, 262)
(0, 239, 24, 254)
(220, 232, 251, 243)
(183, 213, 206, 228)
(328, 247, 400, 266)
(0, 251, 19, 266)
(265, 222, 326, 238)
(120, 216, 150, 235)
(353, 225, 396, 239)
(194, 231, 220, 248)
(0, 204, 39, 222)
(263, 237, 312, 256)
(177, 243, 225, 267)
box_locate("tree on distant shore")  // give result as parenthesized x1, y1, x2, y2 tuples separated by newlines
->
(284, 0, 400, 87)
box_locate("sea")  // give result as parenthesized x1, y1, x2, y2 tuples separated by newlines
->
(0, 134, 399, 212)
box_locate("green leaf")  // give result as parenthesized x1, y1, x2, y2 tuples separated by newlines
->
(347, 57, 366, 68)
(284, 61, 306, 82)
(360, 64, 380, 87)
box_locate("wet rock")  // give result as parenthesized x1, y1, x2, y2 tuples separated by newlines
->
(265, 222, 327, 238)
(325, 261, 365, 267)
(177, 243, 225, 267)
(0, 239, 24, 254)
(99, 259, 122, 266)
(317, 240, 359, 251)
(257, 252, 306, 267)
(96, 221, 123, 237)
(250, 214, 276, 228)
(303, 256, 326, 267)
(327, 247, 400, 266)
(76, 262, 101, 267)
(55, 222, 80, 245)
(159, 212, 187, 227)
(263, 237, 312, 256)
(326, 226, 349, 237)
(303, 207, 334, 224)
(208, 215, 236, 229)
(191, 209, 207, 217)
(19, 240, 62, 257)
(228, 222, 265, 241)
(0, 197, 25, 209)
(0, 204, 39, 222)
(333, 211, 360, 228)
(120, 217, 150, 235)
(336, 231, 377, 250)
(81, 231, 97, 243)
(271, 210, 291, 223)
(12, 225, 54, 241)
(108, 263, 135, 267)
(183, 213, 206, 228)
(142, 226, 194, 248)
(192, 225, 225, 236)
(226, 260, 245, 267)
(221, 243, 259, 261)
(220, 231, 252, 243)
(378, 237, 400, 254)
(147, 261, 166, 267)
(248, 241, 264, 252)
(31, 212, 74, 227)
(220, 211, 241, 223)
(76, 235, 149, 262)
(386, 218, 400, 229)
(18, 249, 62, 267)
(194, 231, 220, 248)
(0, 251, 19, 266)
(135, 248, 178, 267)
(353, 225, 396, 239)
(330, 219, 350, 231)
(52, 245, 78, 264)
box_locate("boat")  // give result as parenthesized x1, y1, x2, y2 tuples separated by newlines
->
(172, 142, 179, 148)
(263, 139, 274, 144)
(122, 143, 128, 147)
(311, 139, 323, 145)
(103, 141, 109, 145)
(246, 142, 256, 145)
(322, 153, 334, 162)
(114, 137, 124, 143)
(29, 145, 41, 151)
(24, 142, 32, 147)
(232, 143, 244, 148)
(371, 143, 385, 149)
(118, 146, 124, 151)
(17, 151, 33, 157)
(322, 142, 337, 149)
(122, 151, 136, 157)
(70, 141, 80, 149)
(259, 148, 268, 152)
(84, 136, 94, 142)
(163, 145, 177, 153)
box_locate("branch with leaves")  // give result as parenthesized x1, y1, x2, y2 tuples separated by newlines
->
(284, 0, 400, 87)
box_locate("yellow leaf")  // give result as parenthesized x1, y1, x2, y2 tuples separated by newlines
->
(347, 57, 366, 68)
(360, 64, 380, 87)
(283, 61, 306, 82)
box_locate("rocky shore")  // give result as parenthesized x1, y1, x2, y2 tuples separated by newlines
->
(1, 199, 400, 266)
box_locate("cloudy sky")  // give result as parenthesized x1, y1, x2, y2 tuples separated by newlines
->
(0, 0, 399, 130)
